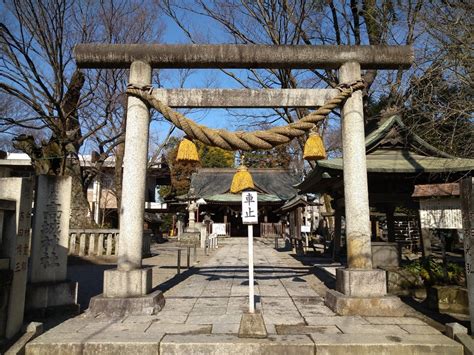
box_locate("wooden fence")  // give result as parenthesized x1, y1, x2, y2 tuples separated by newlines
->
(68, 229, 151, 257)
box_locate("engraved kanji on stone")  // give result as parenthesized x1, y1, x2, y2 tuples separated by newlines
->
(39, 205, 62, 269)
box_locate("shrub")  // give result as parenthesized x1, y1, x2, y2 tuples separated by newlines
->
(404, 257, 465, 287)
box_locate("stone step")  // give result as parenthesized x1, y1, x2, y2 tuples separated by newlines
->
(310, 333, 462, 355)
(26, 331, 463, 355)
(160, 334, 314, 355)
(158, 333, 462, 355)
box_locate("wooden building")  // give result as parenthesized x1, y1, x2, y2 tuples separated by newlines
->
(188, 168, 299, 237)
(296, 115, 474, 256)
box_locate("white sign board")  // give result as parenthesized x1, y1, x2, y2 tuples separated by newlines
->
(242, 191, 258, 224)
(301, 225, 311, 233)
(212, 223, 227, 235)
(419, 198, 463, 229)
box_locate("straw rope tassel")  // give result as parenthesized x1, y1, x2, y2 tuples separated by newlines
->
(230, 165, 254, 194)
(303, 132, 327, 161)
(176, 137, 200, 162)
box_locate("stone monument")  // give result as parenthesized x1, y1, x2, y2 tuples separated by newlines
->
(26, 175, 78, 313)
(0, 177, 33, 339)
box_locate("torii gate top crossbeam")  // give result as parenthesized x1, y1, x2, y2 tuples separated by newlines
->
(74, 44, 413, 70)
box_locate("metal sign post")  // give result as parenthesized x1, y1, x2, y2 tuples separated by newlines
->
(242, 191, 258, 313)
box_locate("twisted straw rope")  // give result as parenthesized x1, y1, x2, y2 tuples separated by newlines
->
(126, 80, 364, 151)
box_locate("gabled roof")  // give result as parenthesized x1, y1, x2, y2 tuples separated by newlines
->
(296, 115, 474, 193)
(317, 152, 474, 174)
(365, 115, 454, 158)
(190, 168, 299, 203)
(278, 195, 312, 212)
(313, 115, 474, 174)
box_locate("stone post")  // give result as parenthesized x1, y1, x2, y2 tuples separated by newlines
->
(324, 62, 403, 316)
(339, 62, 372, 269)
(200, 225, 207, 249)
(118, 60, 152, 271)
(27, 176, 78, 313)
(176, 220, 183, 238)
(88, 61, 165, 316)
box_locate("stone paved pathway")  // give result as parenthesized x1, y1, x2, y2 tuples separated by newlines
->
(162, 238, 334, 333)
(26, 238, 463, 354)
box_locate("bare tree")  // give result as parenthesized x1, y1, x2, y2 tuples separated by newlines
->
(161, 1, 472, 161)
(0, 0, 163, 226)
(400, 1, 473, 158)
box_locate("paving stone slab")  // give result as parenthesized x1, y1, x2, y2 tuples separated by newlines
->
(161, 297, 197, 310)
(399, 324, 441, 334)
(364, 316, 426, 325)
(337, 324, 408, 335)
(189, 308, 229, 318)
(193, 297, 229, 307)
(258, 286, 289, 297)
(160, 334, 314, 355)
(297, 305, 336, 317)
(185, 313, 242, 324)
(122, 315, 162, 324)
(263, 314, 305, 326)
(148, 313, 188, 324)
(147, 323, 211, 335)
(104, 321, 152, 332)
(276, 324, 342, 335)
(310, 333, 463, 355)
(265, 323, 277, 334)
(211, 323, 240, 334)
(305, 316, 369, 326)
(200, 289, 232, 297)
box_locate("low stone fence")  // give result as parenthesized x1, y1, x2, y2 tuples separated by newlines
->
(68, 229, 151, 257)
(207, 233, 218, 249)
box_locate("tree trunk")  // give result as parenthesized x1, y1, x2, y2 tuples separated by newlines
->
(67, 156, 95, 228)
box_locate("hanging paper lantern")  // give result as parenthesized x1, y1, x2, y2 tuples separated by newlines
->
(176, 137, 199, 162)
(230, 165, 254, 194)
(303, 132, 326, 161)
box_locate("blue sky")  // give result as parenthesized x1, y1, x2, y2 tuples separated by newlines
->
(148, 12, 337, 150)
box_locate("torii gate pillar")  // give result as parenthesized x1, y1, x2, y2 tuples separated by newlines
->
(324, 62, 404, 316)
(88, 61, 165, 316)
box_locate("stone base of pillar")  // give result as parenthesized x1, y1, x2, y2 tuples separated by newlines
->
(87, 290, 165, 317)
(336, 268, 387, 297)
(325, 289, 405, 316)
(25, 280, 79, 314)
(103, 268, 152, 298)
(326, 268, 406, 316)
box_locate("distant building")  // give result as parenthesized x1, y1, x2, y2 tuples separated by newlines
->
(184, 167, 305, 237)
(0, 153, 171, 227)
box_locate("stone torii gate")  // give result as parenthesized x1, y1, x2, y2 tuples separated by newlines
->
(74, 44, 413, 316)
